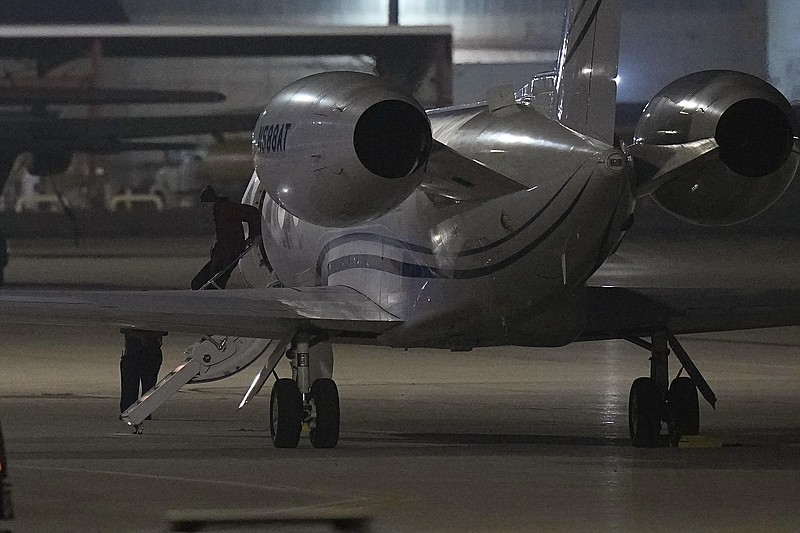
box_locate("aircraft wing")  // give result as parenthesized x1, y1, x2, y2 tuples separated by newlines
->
(2, 113, 256, 149)
(0, 87, 226, 106)
(1, 24, 451, 60)
(582, 286, 800, 340)
(0, 286, 401, 339)
(583, 232, 800, 339)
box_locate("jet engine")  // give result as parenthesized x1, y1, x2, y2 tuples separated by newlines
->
(629, 70, 798, 225)
(253, 72, 432, 227)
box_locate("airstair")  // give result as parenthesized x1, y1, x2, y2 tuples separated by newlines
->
(198, 239, 257, 290)
(120, 334, 291, 429)
(120, 239, 289, 430)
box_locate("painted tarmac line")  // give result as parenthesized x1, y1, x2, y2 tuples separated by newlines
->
(14, 464, 353, 500)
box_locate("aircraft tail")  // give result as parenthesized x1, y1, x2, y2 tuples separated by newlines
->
(553, 0, 622, 144)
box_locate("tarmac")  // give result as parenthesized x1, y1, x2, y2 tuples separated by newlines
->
(0, 234, 799, 532)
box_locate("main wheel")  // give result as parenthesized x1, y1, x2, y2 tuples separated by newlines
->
(310, 378, 340, 449)
(668, 377, 699, 446)
(270, 378, 302, 448)
(629, 377, 662, 448)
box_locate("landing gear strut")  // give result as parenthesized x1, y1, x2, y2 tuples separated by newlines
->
(626, 330, 716, 447)
(269, 333, 340, 449)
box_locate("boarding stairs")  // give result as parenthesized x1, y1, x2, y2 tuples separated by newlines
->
(121, 239, 288, 430)
(198, 238, 258, 290)
(120, 334, 292, 429)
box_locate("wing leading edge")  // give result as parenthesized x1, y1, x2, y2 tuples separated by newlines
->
(0, 286, 401, 340)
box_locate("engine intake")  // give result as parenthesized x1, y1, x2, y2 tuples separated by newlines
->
(632, 70, 798, 225)
(254, 72, 432, 227)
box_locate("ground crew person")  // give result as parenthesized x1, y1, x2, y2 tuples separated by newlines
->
(0, 230, 7, 287)
(119, 329, 166, 415)
(0, 416, 12, 520)
(191, 185, 262, 290)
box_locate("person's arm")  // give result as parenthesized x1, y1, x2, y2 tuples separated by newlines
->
(234, 203, 262, 239)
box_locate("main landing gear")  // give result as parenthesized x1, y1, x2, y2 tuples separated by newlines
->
(269, 333, 340, 449)
(625, 330, 717, 447)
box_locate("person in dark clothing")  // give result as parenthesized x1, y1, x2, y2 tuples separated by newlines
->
(0, 230, 7, 287)
(191, 185, 262, 290)
(119, 329, 166, 414)
(0, 415, 12, 520)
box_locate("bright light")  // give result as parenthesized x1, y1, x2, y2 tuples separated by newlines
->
(613, 75, 621, 85)
(291, 92, 318, 104)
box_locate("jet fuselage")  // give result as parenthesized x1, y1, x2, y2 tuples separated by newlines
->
(240, 102, 635, 350)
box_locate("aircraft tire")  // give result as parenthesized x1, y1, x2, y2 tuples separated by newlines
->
(270, 378, 302, 448)
(629, 377, 661, 448)
(668, 377, 699, 446)
(310, 378, 340, 449)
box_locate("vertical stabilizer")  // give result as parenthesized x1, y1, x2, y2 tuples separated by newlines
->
(554, 0, 621, 144)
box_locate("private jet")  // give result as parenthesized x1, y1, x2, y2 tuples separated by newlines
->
(2, 0, 799, 449)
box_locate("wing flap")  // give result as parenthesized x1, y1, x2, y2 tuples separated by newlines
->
(0, 286, 401, 339)
(419, 140, 528, 202)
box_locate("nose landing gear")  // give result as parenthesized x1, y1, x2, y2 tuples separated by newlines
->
(625, 330, 715, 447)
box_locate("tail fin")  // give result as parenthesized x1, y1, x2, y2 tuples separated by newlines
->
(553, 0, 622, 144)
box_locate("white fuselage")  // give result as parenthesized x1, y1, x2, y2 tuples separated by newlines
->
(240, 103, 634, 349)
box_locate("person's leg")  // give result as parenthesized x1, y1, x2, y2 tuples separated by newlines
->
(119, 359, 140, 413)
(191, 260, 215, 289)
(140, 373, 158, 394)
(210, 249, 238, 289)
(214, 265, 234, 288)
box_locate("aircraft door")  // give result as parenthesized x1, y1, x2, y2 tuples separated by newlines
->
(238, 171, 276, 288)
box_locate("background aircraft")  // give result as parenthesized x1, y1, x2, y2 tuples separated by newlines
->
(0, 0, 452, 195)
(1, 0, 799, 451)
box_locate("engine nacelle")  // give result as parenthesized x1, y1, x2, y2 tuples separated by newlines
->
(253, 72, 432, 227)
(631, 70, 798, 225)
